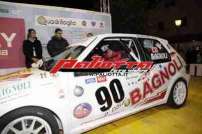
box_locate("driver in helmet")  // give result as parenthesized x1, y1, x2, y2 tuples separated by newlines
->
(101, 44, 122, 61)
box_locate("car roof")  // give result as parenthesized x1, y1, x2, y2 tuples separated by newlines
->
(96, 33, 168, 42)
(71, 33, 169, 48)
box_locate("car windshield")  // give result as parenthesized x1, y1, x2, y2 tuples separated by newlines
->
(42, 36, 97, 71)
(64, 45, 86, 59)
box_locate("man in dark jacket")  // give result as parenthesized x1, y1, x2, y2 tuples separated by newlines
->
(23, 29, 42, 68)
(47, 28, 69, 60)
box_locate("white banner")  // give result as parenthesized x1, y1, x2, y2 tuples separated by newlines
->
(0, 1, 112, 74)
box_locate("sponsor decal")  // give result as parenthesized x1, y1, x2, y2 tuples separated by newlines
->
(0, 17, 25, 67)
(36, 15, 76, 27)
(37, 16, 47, 25)
(123, 98, 131, 107)
(73, 103, 92, 119)
(35, 15, 105, 29)
(89, 69, 128, 77)
(100, 22, 104, 28)
(80, 99, 128, 124)
(143, 90, 166, 104)
(85, 78, 96, 84)
(91, 21, 96, 27)
(74, 86, 84, 97)
(151, 53, 168, 60)
(105, 98, 131, 116)
(90, 72, 128, 77)
(50, 56, 153, 73)
(82, 20, 87, 26)
(151, 47, 159, 53)
(0, 81, 31, 101)
(96, 75, 107, 83)
(130, 58, 182, 105)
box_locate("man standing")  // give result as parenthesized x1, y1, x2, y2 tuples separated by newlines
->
(23, 29, 43, 68)
(47, 28, 69, 60)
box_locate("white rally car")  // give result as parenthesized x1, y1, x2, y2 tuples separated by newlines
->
(0, 34, 190, 134)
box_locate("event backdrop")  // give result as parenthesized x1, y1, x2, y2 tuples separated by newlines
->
(0, 1, 112, 68)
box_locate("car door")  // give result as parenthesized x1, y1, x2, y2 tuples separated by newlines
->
(70, 37, 139, 129)
(128, 37, 172, 108)
(119, 37, 151, 108)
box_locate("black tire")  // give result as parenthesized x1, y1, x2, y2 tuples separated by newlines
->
(0, 106, 60, 134)
(167, 79, 188, 108)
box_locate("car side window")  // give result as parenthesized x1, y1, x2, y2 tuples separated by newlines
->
(137, 38, 171, 63)
(120, 38, 142, 61)
(84, 38, 136, 62)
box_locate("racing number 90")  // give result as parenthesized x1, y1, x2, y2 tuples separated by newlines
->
(95, 79, 125, 112)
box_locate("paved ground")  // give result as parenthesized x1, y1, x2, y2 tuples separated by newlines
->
(86, 77, 202, 134)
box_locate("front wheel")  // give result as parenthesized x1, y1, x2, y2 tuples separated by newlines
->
(167, 79, 188, 108)
(0, 107, 60, 134)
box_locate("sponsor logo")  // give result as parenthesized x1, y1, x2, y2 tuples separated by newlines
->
(36, 15, 76, 27)
(91, 21, 96, 27)
(50, 56, 153, 73)
(35, 15, 105, 29)
(105, 98, 131, 116)
(143, 90, 166, 104)
(151, 53, 168, 60)
(151, 47, 159, 53)
(37, 16, 47, 25)
(130, 58, 183, 105)
(73, 103, 92, 119)
(0, 81, 31, 101)
(123, 98, 131, 107)
(89, 71, 128, 77)
(85, 78, 96, 84)
(82, 20, 87, 26)
(96, 75, 107, 83)
(100, 22, 104, 28)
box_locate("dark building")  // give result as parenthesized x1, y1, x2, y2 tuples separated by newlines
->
(144, 0, 202, 62)
(145, 0, 202, 43)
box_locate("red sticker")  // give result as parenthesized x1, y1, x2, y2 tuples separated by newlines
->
(96, 75, 107, 83)
(151, 47, 159, 53)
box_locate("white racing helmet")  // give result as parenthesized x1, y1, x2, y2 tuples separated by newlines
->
(101, 44, 110, 52)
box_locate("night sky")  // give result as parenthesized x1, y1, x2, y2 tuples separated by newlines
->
(0, 0, 98, 11)
(1, 0, 202, 42)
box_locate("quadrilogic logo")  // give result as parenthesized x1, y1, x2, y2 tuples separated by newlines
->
(35, 15, 105, 29)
